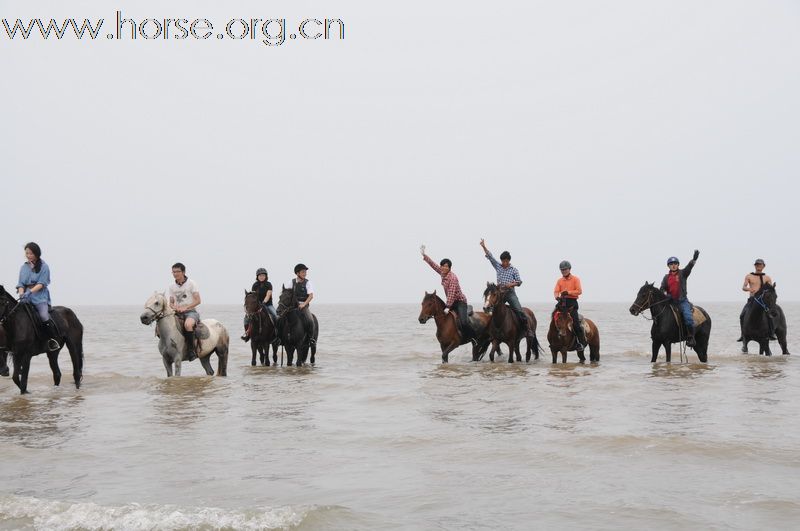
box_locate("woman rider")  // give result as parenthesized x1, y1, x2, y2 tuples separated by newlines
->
(16, 242, 61, 351)
(242, 267, 277, 341)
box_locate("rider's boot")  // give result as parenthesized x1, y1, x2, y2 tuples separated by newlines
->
(184, 330, 198, 361)
(241, 324, 251, 343)
(43, 319, 61, 352)
(768, 316, 777, 340)
(686, 325, 696, 347)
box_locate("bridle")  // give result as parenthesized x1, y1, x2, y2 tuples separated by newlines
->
(143, 297, 173, 322)
(631, 288, 671, 320)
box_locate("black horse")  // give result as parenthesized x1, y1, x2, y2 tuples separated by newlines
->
(277, 286, 318, 367)
(741, 283, 790, 356)
(243, 290, 279, 366)
(0, 285, 84, 394)
(629, 282, 711, 363)
(0, 325, 9, 377)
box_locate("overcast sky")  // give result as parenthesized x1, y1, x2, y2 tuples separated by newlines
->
(2, 0, 798, 305)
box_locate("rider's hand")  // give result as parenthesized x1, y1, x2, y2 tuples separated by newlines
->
(480, 238, 485, 247)
(444, 307, 450, 314)
(561, 290, 569, 298)
(693, 249, 700, 260)
(19, 291, 28, 300)
(420, 244, 426, 256)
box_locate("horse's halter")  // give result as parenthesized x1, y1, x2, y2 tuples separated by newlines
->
(243, 292, 263, 317)
(483, 287, 505, 313)
(143, 297, 172, 322)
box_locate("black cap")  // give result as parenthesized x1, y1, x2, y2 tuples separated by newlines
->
(754, 258, 765, 266)
(294, 263, 309, 274)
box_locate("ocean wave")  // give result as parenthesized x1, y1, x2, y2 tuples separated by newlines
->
(0, 495, 343, 530)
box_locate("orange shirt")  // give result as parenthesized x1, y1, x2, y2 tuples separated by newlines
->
(554, 274, 582, 299)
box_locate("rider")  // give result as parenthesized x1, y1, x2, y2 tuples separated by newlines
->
(479, 238, 530, 335)
(553, 260, 586, 349)
(282, 264, 316, 344)
(660, 250, 700, 347)
(738, 258, 777, 341)
(16, 242, 60, 351)
(421, 245, 474, 343)
(242, 267, 277, 342)
(167, 262, 201, 361)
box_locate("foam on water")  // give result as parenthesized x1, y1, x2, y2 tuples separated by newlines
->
(0, 495, 338, 530)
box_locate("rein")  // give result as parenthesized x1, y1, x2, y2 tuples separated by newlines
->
(633, 289, 671, 321)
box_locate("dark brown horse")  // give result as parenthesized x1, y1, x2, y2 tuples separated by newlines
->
(0, 325, 9, 377)
(244, 290, 278, 366)
(0, 285, 84, 394)
(482, 283, 541, 363)
(418, 291, 491, 363)
(547, 302, 600, 363)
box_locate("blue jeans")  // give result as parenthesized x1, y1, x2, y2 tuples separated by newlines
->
(33, 302, 50, 322)
(677, 299, 694, 328)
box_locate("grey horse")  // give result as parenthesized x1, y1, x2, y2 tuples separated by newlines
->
(140, 292, 229, 377)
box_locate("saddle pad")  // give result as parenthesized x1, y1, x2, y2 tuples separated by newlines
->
(195, 321, 211, 340)
(567, 317, 591, 336)
(692, 307, 707, 327)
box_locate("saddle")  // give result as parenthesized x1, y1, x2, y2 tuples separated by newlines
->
(568, 315, 590, 337)
(668, 303, 707, 328)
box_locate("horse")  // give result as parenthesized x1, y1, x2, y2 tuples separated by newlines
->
(276, 286, 318, 367)
(547, 300, 600, 363)
(741, 283, 790, 356)
(243, 290, 279, 366)
(139, 292, 229, 377)
(0, 285, 84, 394)
(629, 282, 711, 363)
(482, 283, 542, 363)
(418, 291, 492, 363)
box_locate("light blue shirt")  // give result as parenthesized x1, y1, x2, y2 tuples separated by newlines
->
(16, 260, 52, 305)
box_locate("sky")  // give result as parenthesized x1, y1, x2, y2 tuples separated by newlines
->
(1, 0, 798, 305)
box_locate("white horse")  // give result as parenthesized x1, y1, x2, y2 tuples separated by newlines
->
(139, 292, 229, 377)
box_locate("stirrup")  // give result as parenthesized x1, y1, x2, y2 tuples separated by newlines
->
(47, 338, 61, 352)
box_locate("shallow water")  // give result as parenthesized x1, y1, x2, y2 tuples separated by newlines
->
(1, 303, 798, 530)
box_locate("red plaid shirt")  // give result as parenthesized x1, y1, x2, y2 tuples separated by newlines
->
(424, 255, 468, 308)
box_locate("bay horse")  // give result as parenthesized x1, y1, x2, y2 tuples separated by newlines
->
(629, 282, 711, 362)
(741, 283, 790, 356)
(244, 290, 279, 366)
(547, 300, 600, 363)
(482, 283, 541, 363)
(0, 285, 84, 394)
(418, 291, 492, 363)
(140, 292, 229, 377)
(276, 286, 318, 367)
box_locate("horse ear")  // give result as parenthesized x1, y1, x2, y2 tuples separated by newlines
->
(432, 290, 437, 295)
(486, 281, 491, 287)
(244, 289, 248, 295)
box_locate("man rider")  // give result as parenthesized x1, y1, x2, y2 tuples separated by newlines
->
(282, 264, 316, 344)
(479, 238, 531, 336)
(421, 245, 475, 343)
(553, 260, 587, 349)
(167, 262, 201, 361)
(660, 250, 700, 347)
(738, 258, 777, 341)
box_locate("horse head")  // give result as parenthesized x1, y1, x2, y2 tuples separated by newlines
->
(553, 305, 573, 339)
(278, 284, 295, 311)
(0, 285, 17, 322)
(243, 290, 260, 315)
(140, 291, 169, 325)
(759, 283, 779, 319)
(418, 290, 442, 324)
(482, 282, 507, 313)
(630, 282, 659, 316)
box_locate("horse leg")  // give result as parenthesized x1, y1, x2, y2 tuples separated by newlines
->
(47, 351, 62, 386)
(272, 341, 279, 364)
(65, 336, 83, 389)
(441, 342, 458, 364)
(525, 336, 533, 363)
(515, 338, 522, 363)
(550, 347, 558, 364)
(507, 341, 514, 364)
(0, 351, 9, 377)
(250, 342, 257, 366)
(589, 341, 599, 363)
(174, 358, 182, 377)
(200, 355, 214, 375)
(11, 353, 24, 393)
(561, 349, 567, 363)
(665, 343, 672, 363)
(778, 329, 790, 355)
(162, 356, 173, 377)
(19, 354, 32, 394)
(742, 338, 749, 354)
(216, 346, 229, 376)
(651, 341, 660, 363)
(576, 348, 586, 363)
(696, 336, 708, 363)
(286, 346, 295, 367)
(762, 339, 772, 357)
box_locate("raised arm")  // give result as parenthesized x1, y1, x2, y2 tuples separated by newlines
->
(422, 246, 442, 275)
(683, 249, 699, 277)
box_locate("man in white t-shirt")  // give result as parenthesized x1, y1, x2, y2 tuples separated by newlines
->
(167, 262, 201, 361)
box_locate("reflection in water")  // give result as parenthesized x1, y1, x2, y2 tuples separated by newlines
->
(649, 363, 716, 379)
(0, 395, 85, 448)
(147, 376, 228, 426)
(744, 358, 787, 381)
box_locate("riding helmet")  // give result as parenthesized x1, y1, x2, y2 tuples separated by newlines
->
(667, 257, 679, 265)
(294, 263, 309, 274)
(256, 267, 267, 277)
(559, 260, 571, 270)
(754, 258, 765, 266)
